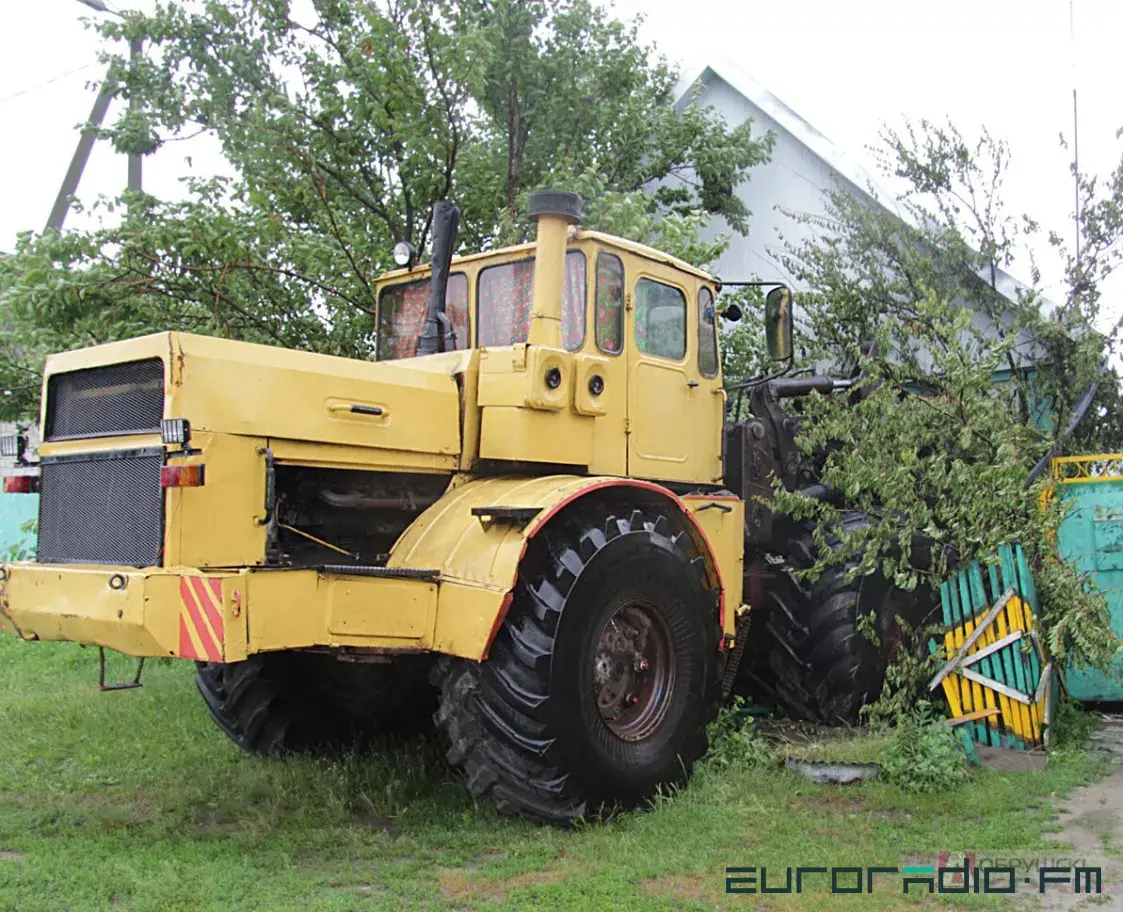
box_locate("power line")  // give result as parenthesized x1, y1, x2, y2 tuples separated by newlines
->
(0, 62, 99, 104)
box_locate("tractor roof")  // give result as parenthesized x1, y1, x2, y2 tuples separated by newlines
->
(376, 229, 717, 285)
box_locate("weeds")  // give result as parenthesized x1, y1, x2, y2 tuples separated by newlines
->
(703, 697, 777, 770)
(877, 702, 968, 793)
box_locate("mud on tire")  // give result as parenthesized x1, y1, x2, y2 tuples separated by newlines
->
(196, 651, 435, 756)
(432, 504, 723, 825)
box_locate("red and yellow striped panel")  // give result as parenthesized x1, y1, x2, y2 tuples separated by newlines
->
(177, 576, 224, 662)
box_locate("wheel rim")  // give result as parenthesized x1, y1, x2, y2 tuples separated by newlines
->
(592, 601, 675, 741)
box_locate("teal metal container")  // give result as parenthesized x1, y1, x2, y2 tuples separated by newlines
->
(1054, 456, 1123, 701)
(0, 492, 37, 559)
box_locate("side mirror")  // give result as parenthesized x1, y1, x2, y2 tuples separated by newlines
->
(765, 286, 793, 361)
(719, 303, 743, 322)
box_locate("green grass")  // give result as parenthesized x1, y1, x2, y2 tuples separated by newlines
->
(0, 636, 1105, 911)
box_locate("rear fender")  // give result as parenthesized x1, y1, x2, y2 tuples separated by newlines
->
(389, 475, 740, 660)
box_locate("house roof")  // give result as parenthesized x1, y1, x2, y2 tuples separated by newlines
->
(676, 61, 1039, 309)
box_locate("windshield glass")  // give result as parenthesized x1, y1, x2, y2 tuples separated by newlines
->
(477, 251, 586, 350)
(377, 273, 468, 360)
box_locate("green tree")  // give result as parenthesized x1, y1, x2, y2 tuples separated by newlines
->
(0, 0, 772, 421)
(767, 120, 1123, 675)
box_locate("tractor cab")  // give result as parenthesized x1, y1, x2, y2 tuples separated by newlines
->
(372, 195, 727, 484)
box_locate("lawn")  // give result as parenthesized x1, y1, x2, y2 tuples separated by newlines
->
(0, 635, 1103, 911)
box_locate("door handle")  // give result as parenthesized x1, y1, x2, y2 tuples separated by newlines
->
(686, 381, 700, 389)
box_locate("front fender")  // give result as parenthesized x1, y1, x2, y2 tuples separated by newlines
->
(388, 475, 738, 660)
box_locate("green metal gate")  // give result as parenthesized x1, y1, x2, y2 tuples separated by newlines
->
(1053, 454, 1123, 702)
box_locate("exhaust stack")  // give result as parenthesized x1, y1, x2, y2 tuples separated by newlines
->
(416, 200, 461, 356)
(526, 190, 583, 348)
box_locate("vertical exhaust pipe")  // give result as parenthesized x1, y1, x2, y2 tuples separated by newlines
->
(526, 190, 583, 348)
(416, 200, 461, 356)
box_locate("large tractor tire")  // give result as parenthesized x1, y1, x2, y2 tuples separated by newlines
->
(432, 505, 722, 825)
(196, 651, 435, 756)
(763, 512, 939, 725)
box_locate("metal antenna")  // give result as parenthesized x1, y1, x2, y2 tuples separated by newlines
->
(1070, 0, 1081, 281)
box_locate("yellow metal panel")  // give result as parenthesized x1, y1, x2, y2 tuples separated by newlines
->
(479, 407, 594, 465)
(244, 570, 433, 652)
(0, 563, 247, 661)
(163, 431, 267, 568)
(682, 495, 744, 637)
(573, 230, 717, 282)
(267, 439, 457, 473)
(431, 581, 507, 658)
(38, 433, 163, 459)
(390, 475, 737, 659)
(327, 577, 436, 639)
(169, 333, 462, 457)
(477, 346, 530, 407)
(573, 353, 610, 416)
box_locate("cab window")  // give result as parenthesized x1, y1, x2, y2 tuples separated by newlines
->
(634, 278, 686, 360)
(594, 251, 624, 354)
(477, 251, 586, 350)
(698, 286, 719, 377)
(377, 273, 468, 361)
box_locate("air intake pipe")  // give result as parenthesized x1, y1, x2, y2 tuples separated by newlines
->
(526, 190, 583, 348)
(416, 200, 461, 356)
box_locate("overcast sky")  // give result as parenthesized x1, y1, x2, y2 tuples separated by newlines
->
(2, 0, 1120, 321)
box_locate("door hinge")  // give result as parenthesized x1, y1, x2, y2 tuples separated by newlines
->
(624, 417, 631, 433)
(624, 292, 633, 312)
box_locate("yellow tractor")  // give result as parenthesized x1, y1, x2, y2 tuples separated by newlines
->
(0, 190, 932, 823)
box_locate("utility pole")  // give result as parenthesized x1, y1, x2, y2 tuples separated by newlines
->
(45, 0, 143, 232)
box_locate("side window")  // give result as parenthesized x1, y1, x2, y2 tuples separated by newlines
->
(594, 251, 624, 354)
(477, 252, 585, 348)
(698, 286, 718, 378)
(634, 278, 686, 360)
(562, 250, 587, 351)
(447, 274, 469, 351)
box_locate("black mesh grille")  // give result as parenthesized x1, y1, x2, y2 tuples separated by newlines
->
(45, 359, 164, 440)
(37, 448, 164, 567)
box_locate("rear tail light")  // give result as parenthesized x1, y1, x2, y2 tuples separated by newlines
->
(3, 475, 40, 494)
(160, 465, 205, 488)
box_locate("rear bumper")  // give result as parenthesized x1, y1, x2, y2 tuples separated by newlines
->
(0, 562, 439, 661)
(0, 563, 247, 661)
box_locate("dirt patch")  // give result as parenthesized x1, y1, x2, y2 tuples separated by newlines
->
(640, 872, 710, 904)
(463, 850, 505, 871)
(0, 849, 25, 863)
(1029, 724, 1123, 911)
(438, 867, 564, 903)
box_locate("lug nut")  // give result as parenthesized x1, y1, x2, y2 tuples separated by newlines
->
(626, 693, 639, 706)
(634, 657, 650, 672)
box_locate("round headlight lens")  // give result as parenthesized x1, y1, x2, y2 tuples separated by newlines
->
(392, 242, 415, 267)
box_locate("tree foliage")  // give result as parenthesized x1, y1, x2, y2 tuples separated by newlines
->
(0, 0, 772, 421)
(766, 120, 1123, 673)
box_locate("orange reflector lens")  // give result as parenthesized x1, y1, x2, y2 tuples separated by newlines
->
(161, 465, 205, 488)
(2, 475, 39, 494)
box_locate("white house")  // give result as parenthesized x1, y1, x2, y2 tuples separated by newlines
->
(676, 63, 1037, 322)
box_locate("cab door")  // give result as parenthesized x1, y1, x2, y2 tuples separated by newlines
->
(626, 271, 696, 482)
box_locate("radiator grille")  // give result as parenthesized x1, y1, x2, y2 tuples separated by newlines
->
(37, 448, 164, 567)
(45, 358, 164, 441)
